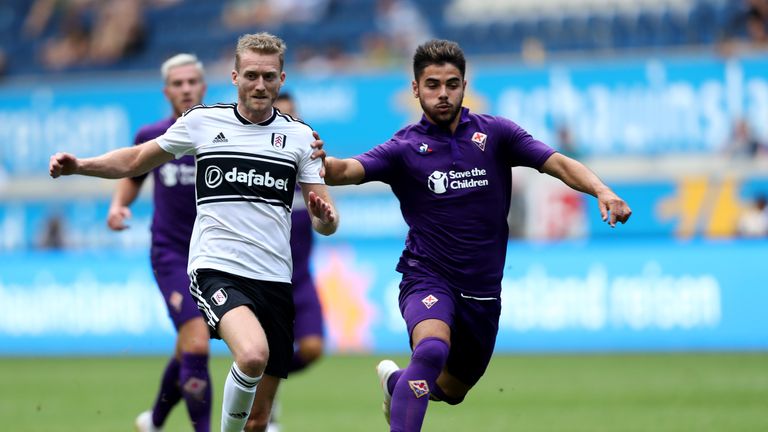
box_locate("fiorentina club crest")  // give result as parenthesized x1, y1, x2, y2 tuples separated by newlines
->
(408, 380, 430, 398)
(471, 132, 487, 151)
(271, 133, 287, 149)
(421, 294, 438, 309)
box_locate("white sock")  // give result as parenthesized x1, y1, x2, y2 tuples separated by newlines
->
(221, 362, 261, 432)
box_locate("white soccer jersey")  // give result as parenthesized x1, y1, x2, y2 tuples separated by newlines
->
(156, 103, 323, 282)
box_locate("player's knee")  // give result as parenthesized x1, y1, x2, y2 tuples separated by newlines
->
(178, 318, 210, 355)
(298, 337, 323, 365)
(234, 347, 268, 377)
(412, 337, 450, 367)
(180, 335, 209, 355)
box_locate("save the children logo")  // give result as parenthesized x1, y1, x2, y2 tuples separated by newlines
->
(427, 168, 489, 194)
(427, 171, 448, 194)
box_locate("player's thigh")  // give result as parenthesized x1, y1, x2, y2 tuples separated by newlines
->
(190, 269, 268, 361)
(218, 305, 268, 363)
(398, 272, 456, 346)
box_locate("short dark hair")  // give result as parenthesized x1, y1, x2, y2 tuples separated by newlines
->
(413, 39, 466, 81)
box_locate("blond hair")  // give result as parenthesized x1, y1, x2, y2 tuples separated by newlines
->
(235, 32, 286, 71)
(161, 53, 204, 82)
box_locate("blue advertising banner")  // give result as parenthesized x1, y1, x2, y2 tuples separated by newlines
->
(3, 55, 768, 175)
(1, 239, 766, 355)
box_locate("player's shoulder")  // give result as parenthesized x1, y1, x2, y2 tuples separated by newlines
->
(181, 102, 236, 119)
(273, 109, 314, 135)
(473, 112, 519, 131)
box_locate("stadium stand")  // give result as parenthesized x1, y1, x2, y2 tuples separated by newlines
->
(0, 0, 759, 77)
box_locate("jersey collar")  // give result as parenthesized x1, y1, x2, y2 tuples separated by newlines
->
(233, 104, 278, 126)
(418, 107, 472, 135)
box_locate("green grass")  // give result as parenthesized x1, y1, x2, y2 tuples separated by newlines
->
(1, 353, 766, 431)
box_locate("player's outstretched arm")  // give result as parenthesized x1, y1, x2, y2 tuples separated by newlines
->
(540, 152, 632, 227)
(323, 157, 365, 185)
(300, 183, 339, 236)
(49, 140, 174, 180)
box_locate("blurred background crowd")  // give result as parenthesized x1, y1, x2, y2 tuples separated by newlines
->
(0, 0, 766, 76)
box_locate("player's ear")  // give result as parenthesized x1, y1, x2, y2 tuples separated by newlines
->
(231, 69, 237, 86)
(412, 80, 419, 98)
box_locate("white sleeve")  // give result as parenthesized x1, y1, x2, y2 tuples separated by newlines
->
(296, 130, 324, 184)
(156, 116, 196, 158)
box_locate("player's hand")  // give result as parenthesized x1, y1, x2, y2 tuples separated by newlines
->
(49, 152, 79, 178)
(309, 131, 326, 177)
(307, 190, 336, 225)
(107, 206, 132, 231)
(597, 190, 631, 227)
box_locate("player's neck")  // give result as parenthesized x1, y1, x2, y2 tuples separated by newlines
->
(424, 113, 461, 134)
(237, 104, 273, 124)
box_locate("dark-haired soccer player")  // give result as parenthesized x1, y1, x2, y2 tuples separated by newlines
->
(50, 33, 338, 432)
(323, 39, 631, 432)
(106, 53, 212, 432)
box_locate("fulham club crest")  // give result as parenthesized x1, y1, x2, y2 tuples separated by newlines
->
(471, 132, 487, 151)
(271, 133, 287, 150)
(211, 288, 228, 306)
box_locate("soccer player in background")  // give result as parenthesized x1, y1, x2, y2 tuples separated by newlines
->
(105, 53, 212, 432)
(49, 32, 338, 432)
(257, 92, 326, 432)
(322, 39, 631, 432)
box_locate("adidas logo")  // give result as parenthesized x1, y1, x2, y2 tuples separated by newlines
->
(228, 411, 248, 419)
(212, 132, 228, 143)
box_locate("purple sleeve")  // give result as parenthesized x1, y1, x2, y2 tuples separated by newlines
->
(496, 116, 556, 169)
(352, 138, 402, 184)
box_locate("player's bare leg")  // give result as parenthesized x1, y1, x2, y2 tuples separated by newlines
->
(244, 375, 281, 432)
(217, 306, 269, 432)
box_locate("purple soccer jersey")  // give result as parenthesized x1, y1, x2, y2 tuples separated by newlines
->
(133, 117, 199, 328)
(134, 118, 197, 256)
(355, 108, 555, 296)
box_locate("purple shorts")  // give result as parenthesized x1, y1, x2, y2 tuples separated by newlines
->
(398, 271, 501, 387)
(151, 248, 200, 330)
(292, 273, 324, 340)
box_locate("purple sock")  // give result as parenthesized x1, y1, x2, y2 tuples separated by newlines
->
(151, 357, 183, 427)
(387, 369, 405, 396)
(179, 353, 212, 432)
(389, 337, 450, 432)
